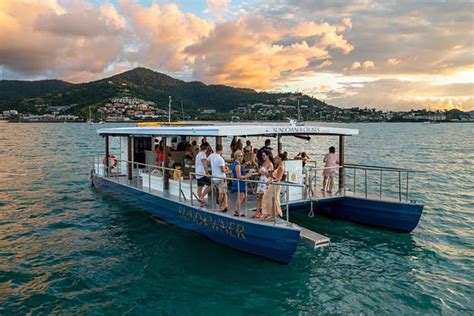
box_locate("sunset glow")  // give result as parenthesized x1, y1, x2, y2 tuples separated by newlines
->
(0, 0, 472, 111)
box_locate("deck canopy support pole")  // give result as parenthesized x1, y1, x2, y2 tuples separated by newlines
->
(163, 137, 170, 190)
(216, 136, 222, 147)
(339, 135, 345, 190)
(105, 136, 110, 176)
(127, 136, 132, 180)
(277, 135, 282, 154)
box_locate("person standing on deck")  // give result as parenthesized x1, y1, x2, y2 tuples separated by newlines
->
(322, 146, 339, 193)
(155, 139, 165, 167)
(257, 139, 272, 167)
(255, 149, 274, 218)
(195, 142, 212, 206)
(191, 140, 200, 157)
(231, 150, 253, 217)
(261, 154, 285, 219)
(208, 144, 228, 212)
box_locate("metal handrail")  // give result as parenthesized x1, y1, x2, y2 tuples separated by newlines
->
(344, 163, 426, 173)
(189, 172, 305, 188)
(345, 164, 424, 202)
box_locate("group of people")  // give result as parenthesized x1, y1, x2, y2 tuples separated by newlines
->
(193, 138, 287, 219)
(170, 135, 339, 218)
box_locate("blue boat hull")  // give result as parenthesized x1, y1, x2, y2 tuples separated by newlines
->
(92, 176, 300, 263)
(293, 196, 423, 232)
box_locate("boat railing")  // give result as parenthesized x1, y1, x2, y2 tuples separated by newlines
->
(303, 163, 426, 203)
(189, 171, 304, 224)
(93, 155, 303, 225)
(343, 163, 426, 202)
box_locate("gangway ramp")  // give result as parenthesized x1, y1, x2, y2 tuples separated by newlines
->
(299, 226, 330, 249)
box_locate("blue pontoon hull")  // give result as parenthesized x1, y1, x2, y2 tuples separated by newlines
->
(93, 176, 300, 263)
(293, 196, 423, 232)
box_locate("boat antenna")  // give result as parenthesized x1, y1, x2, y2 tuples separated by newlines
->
(297, 98, 301, 121)
(181, 100, 184, 121)
(168, 96, 172, 123)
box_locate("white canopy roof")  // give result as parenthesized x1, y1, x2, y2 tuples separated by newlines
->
(97, 124, 358, 137)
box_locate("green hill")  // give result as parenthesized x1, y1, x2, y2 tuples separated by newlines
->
(0, 67, 331, 119)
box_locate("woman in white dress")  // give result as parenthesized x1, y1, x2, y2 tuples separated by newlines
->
(255, 149, 274, 218)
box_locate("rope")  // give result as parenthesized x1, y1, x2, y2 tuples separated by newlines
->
(308, 200, 315, 218)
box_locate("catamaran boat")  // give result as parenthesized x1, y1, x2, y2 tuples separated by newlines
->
(91, 124, 425, 264)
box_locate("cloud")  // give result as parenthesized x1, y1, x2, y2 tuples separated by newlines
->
(325, 79, 474, 111)
(0, 0, 125, 80)
(185, 17, 353, 88)
(0, 0, 472, 111)
(351, 60, 374, 70)
(386, 58, 400, 65)
(206, 0, 230, 21)
(362, 60, 374, 69)
(351, 61, 361, 70)
(121, 1, 213, 72)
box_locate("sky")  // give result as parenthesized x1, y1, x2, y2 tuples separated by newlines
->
(0, 0, 473, 111)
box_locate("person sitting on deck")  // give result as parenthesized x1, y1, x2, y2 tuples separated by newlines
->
(294, 152, 310, 167)
(322, 146, 339, 193)
(172, 162, 182, 181)
(257, 139, 272, 167)
(231, 150, 253, 217)
(208, 144, 228, 212)
(261, 154, 285, 219)
(195, 142, 212, 206)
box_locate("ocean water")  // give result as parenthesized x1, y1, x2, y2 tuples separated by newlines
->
(0, 121, 472, 314)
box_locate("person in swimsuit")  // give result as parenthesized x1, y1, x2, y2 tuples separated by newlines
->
(322, 146, 339, 193)
(255, 149, 273, 218)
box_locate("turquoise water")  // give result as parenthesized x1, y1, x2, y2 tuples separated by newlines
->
(0, 122, 472, 314)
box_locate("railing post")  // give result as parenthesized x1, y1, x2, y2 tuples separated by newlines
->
(273, 185, 277, 225)
(398, 171, 402, 201)
(379, 170, 383, 198)
(286, 184, 290, 222)
(406, 172, 409, 201)
(190, 174, 194, 206)
(149, 167, 151, 193)
(163, 168, 165, 197)
(353, 167, 356, 194)
(211, 179, 215, 211)
(364, 169, 368, 198)
(244, 180, 248, 218)
(313, 168, 317, 197)
(237, 178, 241, 214)
(179, 171, 182, 202)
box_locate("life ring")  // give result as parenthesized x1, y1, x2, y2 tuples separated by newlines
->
(103, 155, 118, 169)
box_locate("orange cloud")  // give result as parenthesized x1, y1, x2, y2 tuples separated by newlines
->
(121, 1, 213, 71)
(186, 17, 353, 89)
(386, 58, 400, 65)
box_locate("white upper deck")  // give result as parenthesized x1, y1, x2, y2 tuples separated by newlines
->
(97, 124, 358, 137)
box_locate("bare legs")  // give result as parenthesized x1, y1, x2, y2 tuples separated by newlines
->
(255, 193, 264, 218)
(198, 185, 211, 206)
(322, 176, 334, 193)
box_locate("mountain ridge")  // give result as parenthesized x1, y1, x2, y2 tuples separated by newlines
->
(0, 67, 330, 118)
